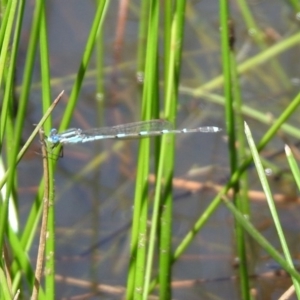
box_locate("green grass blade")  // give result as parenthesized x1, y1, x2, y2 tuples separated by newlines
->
(138, 2, 160, 299)
(127, 1, 160, 299)
(39, 3, 55, 298)
(245, 122, 300, 297)
(157, 1, 186, 298)
(0, 0, 17, 90)
(0, 265, 13, 299)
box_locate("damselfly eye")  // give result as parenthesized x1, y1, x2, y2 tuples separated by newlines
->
(50, 128, 58, 136)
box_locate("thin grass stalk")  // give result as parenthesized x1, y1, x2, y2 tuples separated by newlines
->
(245, 123, 300, 297)
(39, 4, 55, 297)
(0, 0, 17, 90)
(31, 130, 50, 300)
(143, 35, 174, 298)
(0, 193, 10, 283)
(220, 5, 237, 175)
(0, 197, 8, 292)
(230, 42, 251, 299)
(0, 2, 24, 146)
(163, 0, 172, 79)
(136, 0, 149, 76)
(220, 3, 250, 297)
(4, 111, 15, 209)
(126, 0, 159, 298)
(133, 1, 160, 299)
(130, 141, 150, 299)
(158, 1, 186, 298)
(0, 0, 13, 143)
(45, 158, 55, 299)
(3, 239, 13, 292)
(135, 0, 150, 213)
(0, 0, 12, 49)
(0, 266, 12, 298)
(230, 39, 250, 212)
(126, 145, 149, 300)
(144, 136, 172, 300)
(156, 0, 173, 298)
(140, 4, 159, 120)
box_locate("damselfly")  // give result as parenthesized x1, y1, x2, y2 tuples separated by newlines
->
(47, 119, 221, 148)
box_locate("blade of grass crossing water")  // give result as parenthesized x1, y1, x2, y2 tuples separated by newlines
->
(159, 2, 186, 298)
(244, 122, 300, 297)
(220, 3, 250, 297)
(126, 2, 150, 298)
(0, 0, 17, 90)
(0, 0, 18, 142)
(127, 1, 160, 299)
(39, 2, 55, 298)
(156, 1, 174, 297)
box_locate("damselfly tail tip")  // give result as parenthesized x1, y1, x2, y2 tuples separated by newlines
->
(212, 126, 222, 132)
(199, 126, 222, 133)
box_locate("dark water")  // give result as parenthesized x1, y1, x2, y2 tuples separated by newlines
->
(16, 0, 300, 299)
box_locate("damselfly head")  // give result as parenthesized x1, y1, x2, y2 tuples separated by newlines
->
(47, 128, 60, 144)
